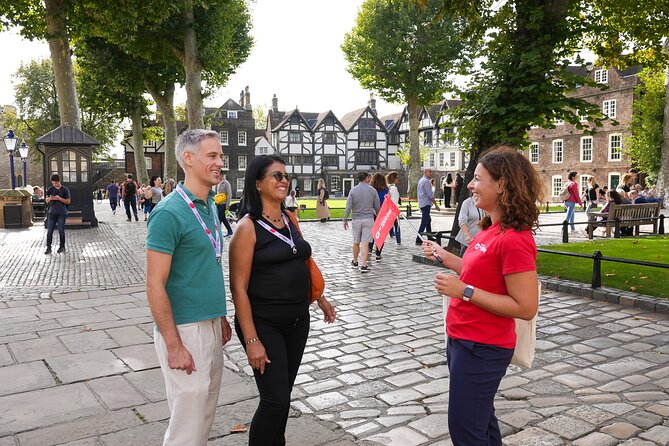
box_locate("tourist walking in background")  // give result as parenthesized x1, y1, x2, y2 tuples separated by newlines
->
(585, 176, 599, 214)
(144, 176, 163, 218)
(343, 171, 380, 273)
(454, 172, 464, 207)
(106, 180, 119, 214)
(122, 174, 139, 222)
(387, 171, 401, 244)
(422, 146, 541, 446)
(454, 191, 483, 257)
(443, 173, 453, 208)
(415, 167, 440, 245)
(146, 130, 231, 445)
(44, 173, 71, 255)
(316, 178, 330, 223)
(370, 172, 389, 260)
(216, 174, 234, 237)
(229, 154, 335, 446)
(563, 171, 582, 232)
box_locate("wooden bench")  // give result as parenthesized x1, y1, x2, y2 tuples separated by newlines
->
(587, 202, 661, 239)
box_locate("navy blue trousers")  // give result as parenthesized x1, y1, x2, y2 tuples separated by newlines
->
(416, 205, 432, 243)
(447, 338, 514, 446)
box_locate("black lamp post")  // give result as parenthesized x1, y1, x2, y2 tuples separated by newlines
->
(18, 142, 29, 187)
(2, 130, 18, 189)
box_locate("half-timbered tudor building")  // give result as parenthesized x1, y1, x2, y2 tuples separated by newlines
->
(527, 66, 639, 201)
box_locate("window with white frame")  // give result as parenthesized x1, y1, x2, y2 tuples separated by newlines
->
(580, 136, 593, 162)
(228, 110, 238, 119)
(603, 100, 616, 118)
(220, 131, 229, 146)
(529, 143, 539, 164)
(288, 131, 301, 143)
(145, 157, 152, 170)
(594, 69, 608, 84)
(580, 175, 591, 196)
(236, 177, 244, 191)
(331, 176, 341, 192)
(303, 179, 312, 194)
(553, 117, 564, 126)
(238, 131, 247, 146)
(552, 139, 563, 163)
(429, 153, 435, 167)
(258, 146, 268, 155)
(552, 176, 563, 197)
(609, 134, 622, 161)
(238, 156, 247, 170)
(438, 152, 445, 167)
(222, 155, 229, 170)
(449, 152, 456, 167)
(576, 109, 588, 122)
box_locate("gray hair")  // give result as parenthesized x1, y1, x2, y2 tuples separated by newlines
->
(175, 129, 220, 169)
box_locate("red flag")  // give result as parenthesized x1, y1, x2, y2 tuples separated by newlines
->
(372, 197, 401, 251)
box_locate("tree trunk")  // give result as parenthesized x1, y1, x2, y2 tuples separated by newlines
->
(131, 109, 149, 185)
(407, 96, 421, 198)
(44, 0, 80, 129)
(183, 0, 204, 129)
(656, 40, 669, 202)
(147, 82, 177, 181)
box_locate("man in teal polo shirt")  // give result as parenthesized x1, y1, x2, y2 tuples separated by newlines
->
(146, 129, 231, 445)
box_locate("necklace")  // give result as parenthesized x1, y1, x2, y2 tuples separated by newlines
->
(262, 212, 282, 223)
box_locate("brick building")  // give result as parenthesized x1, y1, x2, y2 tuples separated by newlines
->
(527, 66, 641, 201)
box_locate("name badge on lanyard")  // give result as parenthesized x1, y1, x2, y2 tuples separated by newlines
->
(175, 184, 222, 264)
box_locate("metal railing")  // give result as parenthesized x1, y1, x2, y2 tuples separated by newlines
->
(537, 247, 669, 288)
(538, 214, 665, 243)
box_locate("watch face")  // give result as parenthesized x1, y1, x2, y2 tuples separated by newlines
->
(464, 286, 474, 299)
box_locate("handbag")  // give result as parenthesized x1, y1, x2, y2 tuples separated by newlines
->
(286, 211, 325, 304)
(214, 192, 228, 205)
(511, 282, 542, 368)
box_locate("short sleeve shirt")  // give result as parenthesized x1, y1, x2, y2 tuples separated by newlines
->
(46, 186, 70, 215)
(447, 222, 537, 348)
(146, 183, 227, 325)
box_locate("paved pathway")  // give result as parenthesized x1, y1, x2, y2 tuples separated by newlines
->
(0, 201, 668, 445)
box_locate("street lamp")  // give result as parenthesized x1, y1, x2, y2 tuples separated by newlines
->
(18, 142, 29, 187)
(2, 130, 18, 189)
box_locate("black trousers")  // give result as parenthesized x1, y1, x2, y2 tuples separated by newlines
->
(444, 187, 451, 207)
(124, 195, 138, 219)
(447, 338, 513, 446)
(235, 312, 310, 446)
(216, 204, 233, 235)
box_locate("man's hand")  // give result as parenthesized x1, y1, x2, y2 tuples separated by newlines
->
(343, 220, 349, 230)
(221, 318, 232, 346)
(167, 343, 197, 375)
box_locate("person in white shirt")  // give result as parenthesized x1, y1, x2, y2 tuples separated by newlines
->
(284, 189, 300, 217)
(386, 171, 401, 244)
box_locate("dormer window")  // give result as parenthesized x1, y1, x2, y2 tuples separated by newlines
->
(227, 110, 238, 119)
(594, 69, 608, 84)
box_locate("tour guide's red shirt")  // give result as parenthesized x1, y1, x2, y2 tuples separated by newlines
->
(447, 221, 537, 349)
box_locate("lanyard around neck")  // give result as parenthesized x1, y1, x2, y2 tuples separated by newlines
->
(175, 184, 221, 263)
(256, 213, 297, 254)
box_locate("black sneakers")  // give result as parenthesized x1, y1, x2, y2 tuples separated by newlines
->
(351, 260, 358, 267)
(44, 248, 52, 255)
(57, 247, 65, 253)
(360, 265, 370, 273)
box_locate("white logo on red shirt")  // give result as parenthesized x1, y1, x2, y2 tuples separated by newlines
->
(474, 242, 488, 253)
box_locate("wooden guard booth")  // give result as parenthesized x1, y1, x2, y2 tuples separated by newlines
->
(36, 125, 99, 228)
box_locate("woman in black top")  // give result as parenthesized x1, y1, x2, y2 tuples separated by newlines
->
(229, 155, 335, 446)
(454, 172, 464, 206)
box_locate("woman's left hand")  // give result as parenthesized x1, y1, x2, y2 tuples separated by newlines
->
(317, 297, 336, 323)
(434, 272, 465, 299)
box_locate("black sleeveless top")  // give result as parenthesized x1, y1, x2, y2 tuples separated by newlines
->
(247, 215, 311, 320)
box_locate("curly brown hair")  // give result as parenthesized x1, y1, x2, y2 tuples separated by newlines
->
(478, 145, 545, 232)
(371, 172, 388, 191)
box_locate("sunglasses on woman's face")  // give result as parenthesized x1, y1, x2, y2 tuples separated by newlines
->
(269, 171, 289, 182)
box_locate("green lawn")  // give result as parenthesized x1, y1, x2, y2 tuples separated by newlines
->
(537, 235, 669, 298)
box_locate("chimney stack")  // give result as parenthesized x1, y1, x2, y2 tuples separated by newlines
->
(272, 94, 278, 113)
(239, 90, 245, 108)
(244, 86, 251, 111)
(368, 93, 376, 114)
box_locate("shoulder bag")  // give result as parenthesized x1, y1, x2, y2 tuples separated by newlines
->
(511, 281, 542, 368)
(286, 211, 325, 303)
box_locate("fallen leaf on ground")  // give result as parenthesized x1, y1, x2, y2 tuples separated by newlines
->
(604, 273, 617, 277)
(230, 424, 247, 433)
(630, 286, 637, 291)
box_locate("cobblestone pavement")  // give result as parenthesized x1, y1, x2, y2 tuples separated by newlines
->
(0, 201, 668, 445)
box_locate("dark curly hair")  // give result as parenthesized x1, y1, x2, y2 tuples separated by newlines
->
(478, 145, 544, 232)
(371, 172, 387, 191)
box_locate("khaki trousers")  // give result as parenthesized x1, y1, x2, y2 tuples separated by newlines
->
(154, 318, 224, 446)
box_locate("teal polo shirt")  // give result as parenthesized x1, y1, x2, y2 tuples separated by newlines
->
(146, 183, 227, 325)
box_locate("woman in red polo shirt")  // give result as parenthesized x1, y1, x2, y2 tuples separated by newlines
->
(422, 145, 543, 446)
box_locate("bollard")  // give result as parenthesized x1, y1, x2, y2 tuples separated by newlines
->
(591, 250, 602, 288)
(406, 204, 412, 218)
(659, 214, 665, 235)
(614, 218, 621, 238)
(562, 221, 569, 243)
(545, 202, 550, 213)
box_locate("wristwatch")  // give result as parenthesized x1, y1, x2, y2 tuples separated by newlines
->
(462, 285, 474, 302)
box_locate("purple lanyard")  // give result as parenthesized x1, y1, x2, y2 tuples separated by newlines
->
(256, 214, 298, 254)
(175, 184, 221, 264)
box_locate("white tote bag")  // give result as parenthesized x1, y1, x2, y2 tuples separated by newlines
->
(511, 282, 542, 368)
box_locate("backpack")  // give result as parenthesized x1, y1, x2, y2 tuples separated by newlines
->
(322, 188, 329, 200)
(125, 180, 137, 196)
(558, 182, 571, 201)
